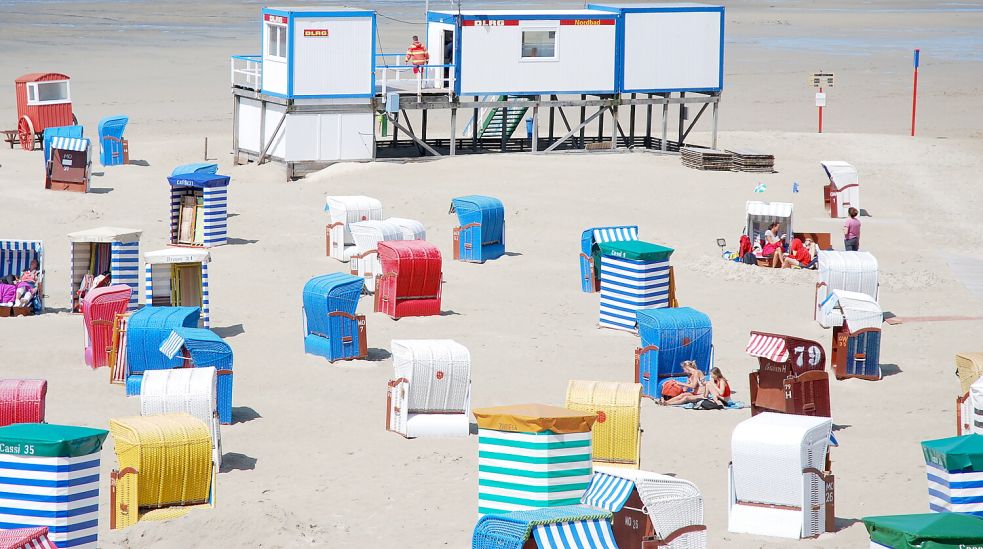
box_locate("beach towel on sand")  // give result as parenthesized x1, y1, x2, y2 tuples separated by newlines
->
(680, 400, 748, 410)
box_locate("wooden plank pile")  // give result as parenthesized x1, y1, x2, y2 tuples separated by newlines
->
(680, 147, 733, 171)
(728, 148, 775, 173)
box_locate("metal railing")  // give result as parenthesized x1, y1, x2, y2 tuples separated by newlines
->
(231, 55, 262, 91)
(376, 53, 454, 98)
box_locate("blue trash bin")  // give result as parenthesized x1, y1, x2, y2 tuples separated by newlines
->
(526, 118, 534, 138)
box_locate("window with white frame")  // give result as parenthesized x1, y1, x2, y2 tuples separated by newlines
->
(26, 81, 70, 105)
(521, 29, 557, 60)
(267, 22, 287, 59)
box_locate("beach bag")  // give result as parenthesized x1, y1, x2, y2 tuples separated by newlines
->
(661, 380, 684, 398)
(695, 398, 723, 410)
(742, 252, 756, 265)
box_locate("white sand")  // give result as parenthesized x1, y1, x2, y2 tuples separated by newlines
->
(1, 1, 982, 547)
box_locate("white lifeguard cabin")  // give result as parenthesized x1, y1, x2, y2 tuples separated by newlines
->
(232, 7, 377, 176)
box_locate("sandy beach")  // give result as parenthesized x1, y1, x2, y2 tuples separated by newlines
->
(1, 0, 983, 547)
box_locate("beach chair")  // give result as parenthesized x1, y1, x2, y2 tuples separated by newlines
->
(302, 273, 367, 362)
(82, 285, 133, 369)
(324, 195, 383, 261)
(45, 136, 91, 192)
(956, 353, 983, 395)
(598, 241, 675, 331)
(728, 413, 835, 539)
(580, 225, 639, 293)
(0, 526, 57, 549)
(374, 240, 442, 319)
(565, 381, 642, 468)
(822, 290, 883, 380)
(449, 195, 505, 263)
(815, 251, 879, 328)
(349, 219, 406, 286)
(582, 468, 707, 549)
(820, 161, 860, 219)
(143, 247, 212, 327)
(387, 340, 470, 438)
(68, 227, 142, 312)
(109, 413, 214, 530)
(387, 217, 426, 241)
(124, 306, 201, 395)
(0, 379, 46, 427)
(746, 331, 831, 417)
(473, 404, 596, 515)
(0, 423, 108, 549)
(98, 115, 129, 166)
(634, 307, 713, 400)
(921, 434, 983, 516)
(167, 173, 230, 248)
(471, 505, 617, 549)
(140, 367, 223, 468)
(745, 201, 793, 249)
(109, 313, 132, 385)
(956, 353, 983, 435)
(157, 328, 234, 425)
(864, 513, 983, 548)
(0, 239, 45, 316)
(42, 124, 83, 165)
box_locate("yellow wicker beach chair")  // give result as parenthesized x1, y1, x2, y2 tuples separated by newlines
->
(109, 413, 213, 530)
(565, 380, 643, 468)
(957, 353, 983, 395)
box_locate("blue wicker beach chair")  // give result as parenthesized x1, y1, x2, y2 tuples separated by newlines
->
(635, 307, 713, 400)
(42, 124, 82, 165)
(450, 195, 505, 263)
(98, 115, 129, 166)
(302, 273, 366, 362)
(159, 328, 234, 424)
(125, 306, 200, 395)
(580, 225, 639, 293)
(472, 505, 616, 549)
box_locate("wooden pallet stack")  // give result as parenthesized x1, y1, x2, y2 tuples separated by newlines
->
(680, 147, 733, 171)
(728, 148, 775, 173)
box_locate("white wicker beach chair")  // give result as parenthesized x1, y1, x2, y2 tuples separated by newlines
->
(349, 220, 406, 287)
(386, 217, 426, 241)
(815, 251, 879, 328)
(387, 339, 471, 438)
(325, 195, 383, 262)
(139, 367, 223, 469)
(728, 412, 833, 539)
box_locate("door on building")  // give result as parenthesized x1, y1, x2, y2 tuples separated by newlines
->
(442, 30, 454, 89)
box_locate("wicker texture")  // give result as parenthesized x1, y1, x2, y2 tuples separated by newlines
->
(635, 307, 713, 399)
(302, 273, 364, 362)
(139, 368, 222, 467)
(636, 474, 706, 548)
(565, 381, 642, 467)
(350, 220, 406, 282)
(160, 328, 234, 424)
(392, 340, 470, 413)
(957, 353, 983, 396)
(0, 526, 57, 548)
(125, 307, 200, 394)
(0, 379, 46, 427)
(376, 241, 442, 319)
(109, 413, 213, 510)
(82, 285, 132, 368)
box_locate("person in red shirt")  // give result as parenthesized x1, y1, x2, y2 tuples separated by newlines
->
(781, 237, 813, 268)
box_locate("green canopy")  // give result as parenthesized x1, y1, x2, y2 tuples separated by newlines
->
(864, 513, 983, 548)
(921, 434, 983, 472)
(0, 423, 109, 458)
(599, 240, 674, 262)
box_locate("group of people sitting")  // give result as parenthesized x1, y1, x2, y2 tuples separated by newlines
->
(657, 360, 732, 408)
(740, 222, 819, 269)
(0, 260, 41, 309)
(73, 271, 112, 312)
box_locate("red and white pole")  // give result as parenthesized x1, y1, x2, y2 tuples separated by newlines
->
(911, 49, 920, 136)
(818, 86, 824, 134)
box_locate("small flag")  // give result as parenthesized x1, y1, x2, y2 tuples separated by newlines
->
(753, 183, 767, 193)
(793, 182, 800, 193)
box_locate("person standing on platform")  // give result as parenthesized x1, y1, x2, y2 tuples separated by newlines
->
(405, 36, 430, 75)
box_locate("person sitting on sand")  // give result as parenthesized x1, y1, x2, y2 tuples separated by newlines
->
(779, 237, 813, 269)
(705, 367, 732, 405)
(659, 360, 706, 406)
(761, 222, 785, 264)
(13, 259, 40, 308)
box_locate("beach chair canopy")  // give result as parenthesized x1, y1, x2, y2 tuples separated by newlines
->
(50, 136, 89, 152)
(325, 195, 383, 227)
(581, 225, 639, 256)
(473, 404, 597, 435)
(745, 201, 793, 243)
(126, 306, 201, 375)
(350, 220, 405, 253)
(472, 505, 616, 549)
(303, 273, 363, 322)
(0, 526, 56, 549)
(140, 367, 217, 426)
(0, 422, 108, 458)
(957, 353, 983, 396)
(159, 328, 233, 369)
(391, 339, 470, 414)
(636, 306, 713, 375)
(821, 290, 882, 331)
(379, 240, 442, 294)
(67, 226, 141, 244)
(731, 412, 832, 509)
(746, 331, 826, 374)
(42, 125, 83, 164)
(171, 162, 217, 176)
(820, 160, 857, 190)
(565, 381, 642, 466)
(166, 172, 230, 189)
(109, 413, 212, 508)
(0, 240, 43, 280)
(818, 251, 879, 298)
(450, 195, 504, 241)
(921, 434, 983, 473)
(144, 247, 211, 265)
(0, 379, 47, 428)
(864, 513, 983, 548)
(386, 217, 426, 241)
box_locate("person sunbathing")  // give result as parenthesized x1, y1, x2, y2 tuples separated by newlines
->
(658, 360, 707, 406)
(779, 237, 813, 269)
(0, 275, 17, 306)
(706, 367, 732, 405)
(13, 260, 40, 308)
